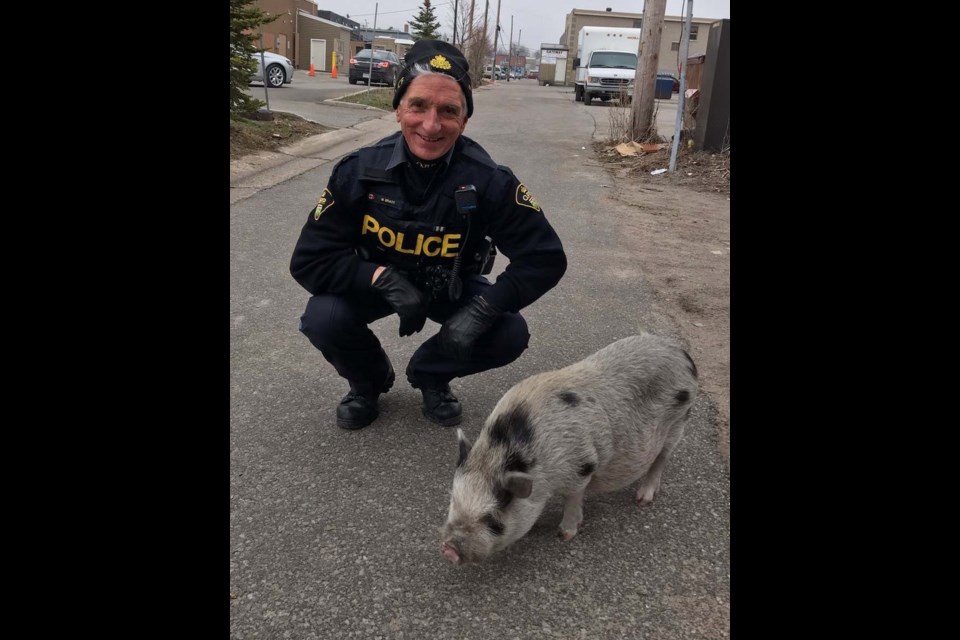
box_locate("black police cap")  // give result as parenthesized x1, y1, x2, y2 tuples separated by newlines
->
(392, 40, 474, 118)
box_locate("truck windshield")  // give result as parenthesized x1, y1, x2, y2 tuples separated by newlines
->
(589, 51, 637, 69)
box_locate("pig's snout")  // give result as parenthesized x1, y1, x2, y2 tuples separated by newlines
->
(441, 542, 461, 564)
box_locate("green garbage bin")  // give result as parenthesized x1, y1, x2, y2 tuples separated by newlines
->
(655, 77, 673, 99)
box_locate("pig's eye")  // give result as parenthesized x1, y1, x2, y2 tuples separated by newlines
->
(482, 513, 504, 536)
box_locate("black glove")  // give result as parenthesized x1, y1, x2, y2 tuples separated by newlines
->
(438, 295, 502, 360)
(371, 266, 427, 337)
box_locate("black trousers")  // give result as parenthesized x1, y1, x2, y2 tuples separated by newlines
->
(298, 274, 530, 396)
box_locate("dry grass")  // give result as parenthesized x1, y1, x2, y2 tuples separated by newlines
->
(229, 112, 332, 159)
(337, 87, 394, 110)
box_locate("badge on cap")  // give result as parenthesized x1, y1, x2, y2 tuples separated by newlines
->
(515, 184, 541, 212)
(429, 55, 452, 71)
(314, 188, 334, 220)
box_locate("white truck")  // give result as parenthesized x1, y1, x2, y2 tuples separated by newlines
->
(573, 26, 643, 105)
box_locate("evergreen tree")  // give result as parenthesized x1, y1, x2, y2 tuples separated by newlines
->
(409, 0, 442, 40)
(230, 0, 279, 117)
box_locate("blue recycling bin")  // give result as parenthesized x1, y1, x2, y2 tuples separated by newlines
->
(655, 77, 673, 99)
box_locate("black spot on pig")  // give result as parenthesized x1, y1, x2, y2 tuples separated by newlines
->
(675, 390, 690, 404)
(483, 513, 505, 536)
(494, 484, 513, 509)
(504, 450, 533, 473)
(558, 391, 580, 406)
(490, 405, 533, 447)
(579, 462, 596, 476)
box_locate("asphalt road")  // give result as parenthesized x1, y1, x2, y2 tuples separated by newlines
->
(230, 75, 728, 639)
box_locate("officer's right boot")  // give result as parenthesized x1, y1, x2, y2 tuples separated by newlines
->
(336, 357, 396, 430)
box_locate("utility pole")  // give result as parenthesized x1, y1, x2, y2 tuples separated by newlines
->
(669, 0, 693, 171)
(487, 0, 496, 80)
(367, 3, 378, 88)
(507, 15, 513, 81)
(452, 0, 458, 46)
(468, 0, 476, 51)
(630, 0, 667, 142)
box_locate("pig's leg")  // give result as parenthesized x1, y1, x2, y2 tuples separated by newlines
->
(558, 487, 586, 541)
(635, 417, 687, 506)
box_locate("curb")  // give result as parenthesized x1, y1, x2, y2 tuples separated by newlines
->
(229, 113, 398, 204)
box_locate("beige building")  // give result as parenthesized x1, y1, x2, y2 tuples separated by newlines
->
(559, 8, 720, 86)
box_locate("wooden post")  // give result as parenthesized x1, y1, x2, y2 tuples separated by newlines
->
(630, 0, 667, 142)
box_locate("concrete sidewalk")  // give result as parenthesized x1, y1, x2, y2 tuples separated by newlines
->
(230, 113, 396, 205)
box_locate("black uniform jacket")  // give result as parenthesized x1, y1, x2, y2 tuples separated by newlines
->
(290, 132, 567, 314)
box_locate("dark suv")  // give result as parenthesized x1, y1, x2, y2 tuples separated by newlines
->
(348, 50, 401, 86)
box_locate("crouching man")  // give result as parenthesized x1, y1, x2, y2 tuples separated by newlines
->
(289, 40, 567, 430)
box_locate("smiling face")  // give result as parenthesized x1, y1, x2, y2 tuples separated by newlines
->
(395, 73, 468, 161)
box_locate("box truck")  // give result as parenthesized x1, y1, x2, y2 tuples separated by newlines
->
(573, 26, 642, 105)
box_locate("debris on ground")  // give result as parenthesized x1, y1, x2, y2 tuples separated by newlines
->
(595, 139, 730, 195)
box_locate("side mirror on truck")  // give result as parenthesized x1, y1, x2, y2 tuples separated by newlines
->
(573, 57, 580, 67)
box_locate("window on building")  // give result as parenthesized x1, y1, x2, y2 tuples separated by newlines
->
(671, 42, 680, 51)
(690, 25, 699, 40)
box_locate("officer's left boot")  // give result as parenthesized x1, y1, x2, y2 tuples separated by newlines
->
(420, 384, 462, 427)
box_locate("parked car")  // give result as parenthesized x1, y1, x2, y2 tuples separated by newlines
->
(250, 51, 294, 88)
(657, 72, 680, 92)
(349, 50, 401, 86)
(482, 65, 505, 80)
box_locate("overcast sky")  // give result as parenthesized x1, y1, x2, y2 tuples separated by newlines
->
(312, 1, 730, 59)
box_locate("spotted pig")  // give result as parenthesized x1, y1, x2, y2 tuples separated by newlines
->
(439, 332, 698, 564)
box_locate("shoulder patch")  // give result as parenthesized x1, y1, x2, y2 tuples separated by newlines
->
(515, 184, 541, 211)
(313, 188, 334, 220)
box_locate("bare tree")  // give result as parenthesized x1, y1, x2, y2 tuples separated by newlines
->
(449, 2, 491, 87)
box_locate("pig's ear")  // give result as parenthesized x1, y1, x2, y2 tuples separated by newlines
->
(504, 471, 533, 499)
(456, 428, 472, 467)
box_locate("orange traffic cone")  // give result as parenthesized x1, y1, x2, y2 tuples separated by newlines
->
(308, 63, 315, 77)
(331, 53, 338, 79)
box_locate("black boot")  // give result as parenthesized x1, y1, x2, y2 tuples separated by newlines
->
(420, 384, 462, 426)
(336, 360, 396, 430)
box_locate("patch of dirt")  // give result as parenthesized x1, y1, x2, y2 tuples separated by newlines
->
(593, 140, 730, 196)
(595, 142, 730, 464)
(230, 112, 331, 159)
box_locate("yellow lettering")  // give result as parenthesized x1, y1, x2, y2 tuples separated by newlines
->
(441, 234, 461, 258)
(395, 232, 418, 255)
(363, 217, 464, 256)
(378, 226, 396, 247)
(423, 237, 441, 257)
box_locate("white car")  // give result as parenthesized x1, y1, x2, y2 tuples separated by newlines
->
(251, 51, 294, 88)
(482, 65, 505, 80)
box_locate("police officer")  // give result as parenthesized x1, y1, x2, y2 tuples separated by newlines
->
(290, 40, 567, 430)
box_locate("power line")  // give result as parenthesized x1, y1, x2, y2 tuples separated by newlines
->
(344, 1, 453, 18)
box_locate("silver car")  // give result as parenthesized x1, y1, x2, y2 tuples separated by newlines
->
(251, 51, 294, 88)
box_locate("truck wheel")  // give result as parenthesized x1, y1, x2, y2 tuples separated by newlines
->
(575, 85, 582, 102)
(583, 92, 592, 105)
